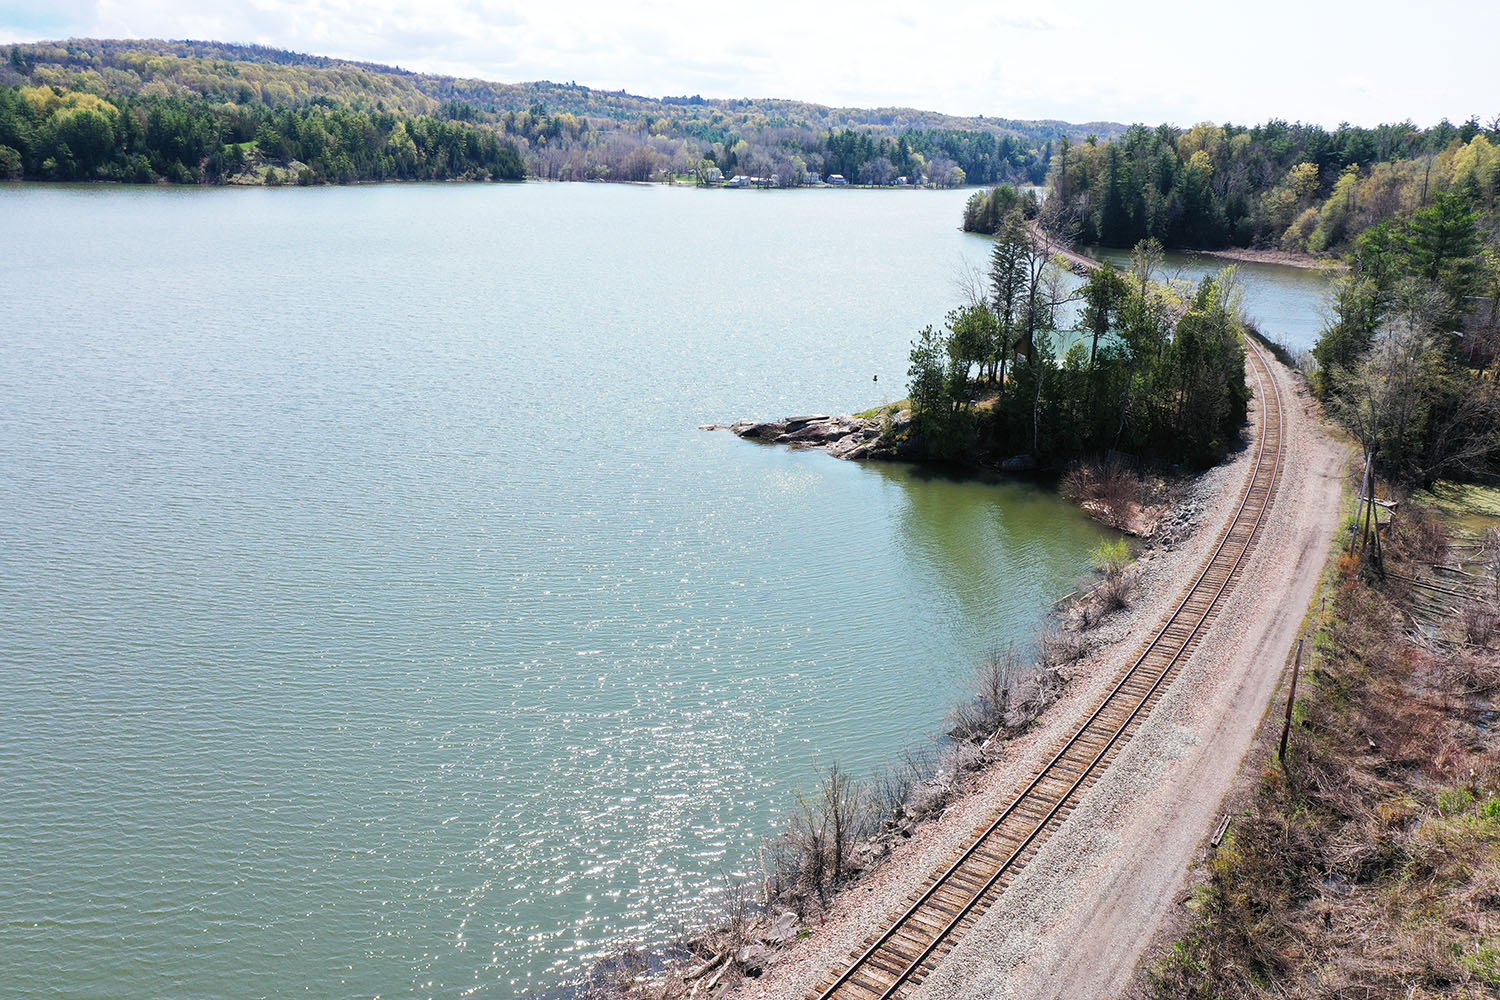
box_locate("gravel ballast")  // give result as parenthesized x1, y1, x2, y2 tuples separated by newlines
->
(732, 353, 1349, 1000)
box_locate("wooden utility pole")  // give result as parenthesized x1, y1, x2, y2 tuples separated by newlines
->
(1360, 454, 1377, 554)
(1279, 638, 1304, 766)
(1351, 448, 1387, 577)
(1353, 451, 1372, 553)
(1358, 451, 1386, 578)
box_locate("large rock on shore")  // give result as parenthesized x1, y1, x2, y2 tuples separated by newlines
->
(1001, 452, 1039, 472)
(724, 411, 907, 461)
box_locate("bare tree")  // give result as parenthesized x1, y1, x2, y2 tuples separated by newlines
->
(821, 763, 868, 887)
(947, 648, 1024, 742)
(1340, 283, 1500, 485)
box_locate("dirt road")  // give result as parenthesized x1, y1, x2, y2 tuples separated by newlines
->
(734, 350, 1348, 1000)
(916, 350, 1349, 1000)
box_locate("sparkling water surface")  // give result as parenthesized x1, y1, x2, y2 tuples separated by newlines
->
(0, 182, 1326, 999)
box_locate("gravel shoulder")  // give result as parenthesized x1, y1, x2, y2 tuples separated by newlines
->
(732, 352, 1349, 1000)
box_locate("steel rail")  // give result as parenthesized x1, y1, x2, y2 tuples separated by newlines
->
(863, 339, 1285, 998)
(813, 338, 1285, 1000)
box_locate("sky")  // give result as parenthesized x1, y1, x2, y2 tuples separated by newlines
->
(0, 0, 1496, 129)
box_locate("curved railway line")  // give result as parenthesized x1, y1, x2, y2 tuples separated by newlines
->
(810, 338, 1288, 1000)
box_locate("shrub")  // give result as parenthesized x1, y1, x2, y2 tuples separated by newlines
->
(1095, 573, 1135, 613)
(947, 648, 1026, 742)
(767, 763, 878, 909)
(1062, 460, 1145, 530)
(1091, 537, 1131, 576)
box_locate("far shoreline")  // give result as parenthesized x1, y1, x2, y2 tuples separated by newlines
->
(1194, 245, 1347, 271)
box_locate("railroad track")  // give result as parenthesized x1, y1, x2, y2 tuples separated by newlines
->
(810, 339, 1287, 1000)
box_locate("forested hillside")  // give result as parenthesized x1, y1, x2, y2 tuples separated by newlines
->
(0, 83, 524, 183)
(0, 38, 1123, 187)
(949, 117, 1500, 484)
(1016, 119, 1500, 254)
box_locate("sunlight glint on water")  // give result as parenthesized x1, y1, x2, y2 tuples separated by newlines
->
(0, 182, 1326, 998)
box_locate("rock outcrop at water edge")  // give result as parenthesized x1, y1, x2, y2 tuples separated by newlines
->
(708, 412, 909, 461)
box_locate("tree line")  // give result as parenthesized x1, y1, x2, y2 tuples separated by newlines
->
(906, 213, 1250, 469)
(819, 128, 1048, 186)
(1012, 117, 1499, 253)
(1311, 189, 1500, 487)
(2, 38, 1117, 146)
(0, 83, 525, 183)
(2, 39, 1107, 187)
(960, 182, 1042, 234)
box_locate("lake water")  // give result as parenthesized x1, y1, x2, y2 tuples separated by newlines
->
(0, 182, 1133, 1000)
(1081, 245, 1336, 352)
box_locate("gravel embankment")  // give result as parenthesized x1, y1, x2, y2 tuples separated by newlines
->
(732, 354, 1347, 1000)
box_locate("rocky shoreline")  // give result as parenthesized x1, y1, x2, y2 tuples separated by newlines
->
(703, 411, 911, 462)
(582, 453, 1232, 1000)
(580, 415, 1238, 1000)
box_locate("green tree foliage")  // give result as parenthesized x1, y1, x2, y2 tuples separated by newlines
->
(1161, 275, 1250, 453)
(0, 82, 525, 184)
(907, 324, 970, 459)
(1348, 191, 1487, 329)
(945, 304, 999, 390)
(1080, 265, 1131, 365)
(960, 182, 1041, 234)
(1307, 165, 1360, 251)
(824, 128, 1042, 186)
(51, 106, 114, 175)
(988, 212, 1032, 384)
(1391, 192, 1486, 325)
(909, 233, 1250, 468)
(1310, 276, 1382, 396)
(1040, 118, 1500, 253)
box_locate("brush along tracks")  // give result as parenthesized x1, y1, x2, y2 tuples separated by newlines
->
(810, 340, 1287, 1000)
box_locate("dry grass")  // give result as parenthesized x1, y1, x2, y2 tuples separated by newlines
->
(1460, 600, 1500, 648)
(1061, 458, 1147, 532)
(947, 648, 1026, 743)
(1145, 514, 1500, 1000)
(1384, 497, 1451, 566)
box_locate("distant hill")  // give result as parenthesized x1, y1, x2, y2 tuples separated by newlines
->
(1, 38, 1126, 143)
(0, 38, 1126, 187)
